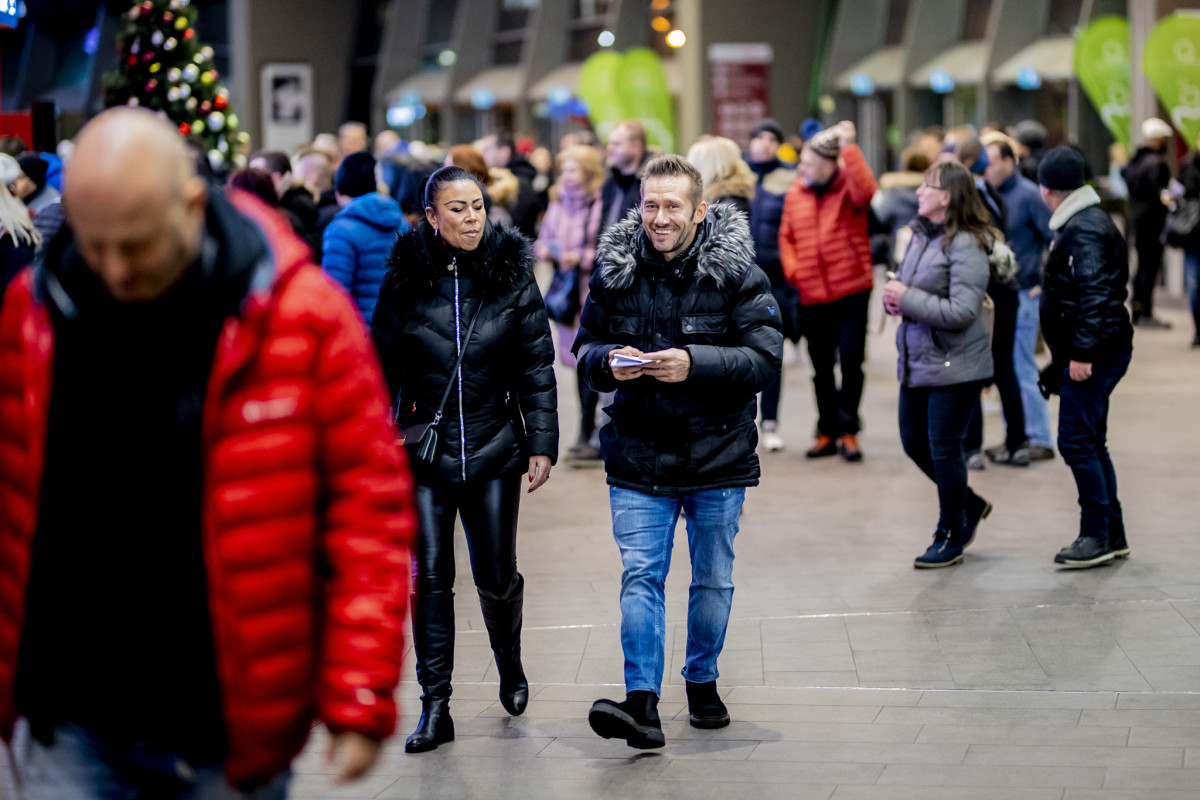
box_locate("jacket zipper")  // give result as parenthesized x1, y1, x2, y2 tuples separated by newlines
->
(452, 257, 467, 481)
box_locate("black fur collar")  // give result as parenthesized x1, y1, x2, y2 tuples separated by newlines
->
(594, 202, 756, 292)
(384, 221, 533, 295)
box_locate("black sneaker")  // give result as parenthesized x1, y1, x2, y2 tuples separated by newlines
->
(1054, 536, 1115, 568)
(959, 493, 992, 550)
(1109, 533, 1131, 559)
(588, 691, 665, 749)
(914, 529, 964, 569)
(1134, 315, 1172, 330)
(1025, 444, 1056, 462)
(685, 680, 730, 729)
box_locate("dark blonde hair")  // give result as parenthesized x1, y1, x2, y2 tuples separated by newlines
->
(555, 144, 604, 196)
(640, 154, 703, 210)
(927, 161, 1001, 253)
(447, 145, 491, 186)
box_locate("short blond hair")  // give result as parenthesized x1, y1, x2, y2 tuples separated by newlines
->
(555, 144, 604, 196)
(686, 136, 754, 196)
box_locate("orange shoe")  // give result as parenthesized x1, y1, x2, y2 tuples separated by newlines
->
(805, 434, 838, 459)
(837, 434, 863, 462)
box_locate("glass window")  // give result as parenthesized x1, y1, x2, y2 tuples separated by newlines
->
(425, 0, 459, 46)
(962, 0, 991, 40)
(494, 39, 524, 65)
(499, 0, 538, 32)
(885, 0, 909, 46)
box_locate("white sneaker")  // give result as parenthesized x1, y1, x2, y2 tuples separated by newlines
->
(762, 427, 785, 452)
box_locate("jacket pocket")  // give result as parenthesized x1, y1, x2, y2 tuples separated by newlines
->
(680, 313, 728, 339)
(609, 314, 643, 336)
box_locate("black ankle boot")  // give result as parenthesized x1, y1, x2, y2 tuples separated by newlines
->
(405, 696, 454, 753)
(479, 577, 529, 716)
(588, 690, 666, 749)
(685, 680, 730, 729)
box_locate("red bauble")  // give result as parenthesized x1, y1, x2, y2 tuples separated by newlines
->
(127, 55, 138, 67)
(162, 11, 173, 22)
(213, 94, 228, 110)
(140, 1, 153, 11)
(179, 123, 192, 136)
(200, 101, 212, 114)
(142, 52, 154, 62)
(145, 79, 158, 92)
(183, 28, 195, 40)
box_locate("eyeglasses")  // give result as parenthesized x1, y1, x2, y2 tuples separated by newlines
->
(922, 181, 946, 191)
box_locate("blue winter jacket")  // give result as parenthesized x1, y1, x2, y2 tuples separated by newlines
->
(996, 172, 1053, 290)
(322, 192, 409, 322)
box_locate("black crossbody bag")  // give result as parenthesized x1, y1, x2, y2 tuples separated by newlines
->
(398, 302, 485, 463)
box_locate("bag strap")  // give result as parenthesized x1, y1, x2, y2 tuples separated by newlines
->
(429, 299, 486, 426)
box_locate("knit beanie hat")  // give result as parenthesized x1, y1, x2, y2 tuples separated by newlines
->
(1037, 146, 1086, 192)
(17, 154, 47, 190)
(806, 128, 840, 161)
(798, 118, 824, 142)
(750, 118, 784, 144)
(335, 151, 377, 198)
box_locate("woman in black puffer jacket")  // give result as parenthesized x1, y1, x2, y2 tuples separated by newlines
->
(371, 166, 558, 754)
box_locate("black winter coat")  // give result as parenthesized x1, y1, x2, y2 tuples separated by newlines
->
(372, 222, 558, 485)
(1042, 197, 1134, 365)
(574, 203, 783, 496)
(1122, 146, 1170, 231)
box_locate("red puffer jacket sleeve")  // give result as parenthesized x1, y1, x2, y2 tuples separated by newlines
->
(302, 269, 416, 739)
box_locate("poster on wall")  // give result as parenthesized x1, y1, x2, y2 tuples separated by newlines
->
(260, 63, 313, 154)
(709, 43, 772, 151)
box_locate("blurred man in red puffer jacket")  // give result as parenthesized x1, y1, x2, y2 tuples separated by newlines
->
(0, 108, 415, 797)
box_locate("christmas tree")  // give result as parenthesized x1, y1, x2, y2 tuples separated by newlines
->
(104, 0, 247, 172)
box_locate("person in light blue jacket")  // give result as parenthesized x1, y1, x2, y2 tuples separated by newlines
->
(323, 151, 409, 322)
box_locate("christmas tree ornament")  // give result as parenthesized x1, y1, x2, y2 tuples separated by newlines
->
(142, 51, 154, 62)
(174, 16, 188, 30)
(201, 70, 216, 86)
(208, 111, 225, 132)
(233, 154, 247, 169)
(192, 119, 205, 134)
(185, 97, 198, 111)
(151, 31, 163, 46)
(164, 38, 177, 51)
(208, 150, 224, 169)
(179, 122, 191, 135)
(237, 131, 251, 144)
(226, 113, 238, 129)
(200, 46, 214, 61)
(167, 67, 181, 82)
(145, 79, 158, 92)
(179, 84, 191, 99)
(127, 97, 140, 107)
(182, 64, 199, 82)
(200, 100, 212, 114)
(213, 94, 227, 110)
(126, 55, 138, 67)
(217, 138, 228, 152)
(162, 11, 172, 23)
(167, 86, 181, 102)
(183, 28, 195, 40)
(141, 1, 153, 12)
(193, 52, 204, 64)
(149, 62, 161, 73)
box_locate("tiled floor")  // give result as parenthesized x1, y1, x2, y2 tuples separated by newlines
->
(299, 298, 1200, 799)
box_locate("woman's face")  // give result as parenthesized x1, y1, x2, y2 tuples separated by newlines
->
(917, 171, 950, 222)
(426, 180, 486, 251)
(559, 158, 584, 190)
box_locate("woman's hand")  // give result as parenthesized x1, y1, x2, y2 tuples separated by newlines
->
(528, 455, 552, 493)
(882, 279, 907, 316)
(326, 732, 381, 784)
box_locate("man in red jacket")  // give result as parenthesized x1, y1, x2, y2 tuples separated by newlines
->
(780, 121, 878, 461)
(0, 108, 415, 797)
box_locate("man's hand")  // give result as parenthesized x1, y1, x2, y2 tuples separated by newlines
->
(527, 455, 552, 493)
(562, 252, 581, 268)
(325, 732, 380, 784)
(642, 348, 691, 383)
(835, 120, 857, 147)
(1068, 360, 1093, 382)
(609, 346, 648, 381)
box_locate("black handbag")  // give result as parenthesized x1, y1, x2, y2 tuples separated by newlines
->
(544, 266, 580, 324)
(398, 301, 485, 464)
(1163, 198, 1200, 247)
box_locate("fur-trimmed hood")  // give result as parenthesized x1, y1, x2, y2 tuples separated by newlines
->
(384, 220, 534, 296)
(594, 201, 756, 292)
(704, 173, 756, 203)
(878, 171, 924, 191)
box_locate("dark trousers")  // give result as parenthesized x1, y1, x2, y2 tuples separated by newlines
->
(965, 297, 1026, 453)
(414, 473, 522, 600)
(578, 371, 599, 442)
(899, 381, 983, 534)
(760, 284, 803, 424)
(1133, 221, 1164, 317)
(805, 289, 870, 437)
(1057, 354, 1131, 543)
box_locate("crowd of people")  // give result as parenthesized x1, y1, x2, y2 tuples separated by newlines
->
(0, 103, 1175, 795)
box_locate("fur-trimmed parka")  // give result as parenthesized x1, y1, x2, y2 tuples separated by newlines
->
(573, 202, 782, 495)
(371, 221, 558, 484)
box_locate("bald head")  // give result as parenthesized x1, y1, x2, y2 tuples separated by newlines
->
(65, 108, 208, 303)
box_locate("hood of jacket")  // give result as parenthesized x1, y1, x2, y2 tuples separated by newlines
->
(878, 171, 924, 191)
(704, 173, 756, 204)
(336, 192, 403, 232)
(383, 219, 533, 297)
(594, 201, 755, 293)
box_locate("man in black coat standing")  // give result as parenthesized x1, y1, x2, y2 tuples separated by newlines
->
(574, 155, 782, 749)
(1038, 147, 1135, 569)
(1122, 117, 1173, 328)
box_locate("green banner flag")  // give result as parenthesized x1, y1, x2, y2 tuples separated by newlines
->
(1145, 13, 1200, 145)
(1074, 15, 1132, 151)
(617, 48, 676, 153)
(578, 51, 627, 144)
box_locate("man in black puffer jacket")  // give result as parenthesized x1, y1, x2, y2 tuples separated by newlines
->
(574, 155, 781, 750)
(1038, 147, 1134, 570)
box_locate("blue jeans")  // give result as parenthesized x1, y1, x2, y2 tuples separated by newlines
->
(1014, 288, 1053, 448)
(19, 723, 290, 800)
(1057, 353, 1131, 543)
(1185, 250, 1200, 334)
(609, 486, 745, 695)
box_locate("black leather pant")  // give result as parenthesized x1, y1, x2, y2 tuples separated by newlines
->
(411, 473, 524, 699)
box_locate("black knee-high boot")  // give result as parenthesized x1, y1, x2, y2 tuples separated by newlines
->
(479, 574, 528, 716)
(406, 591, 456, 753)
